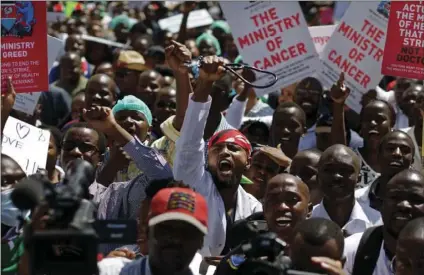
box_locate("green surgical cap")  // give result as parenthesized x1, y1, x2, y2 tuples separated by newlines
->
(210, 20, 231, 34)
(112, 95, 153, 126)
(196, 32, 222, 56)
(234, 55, 243, 64)
(109, 14, 134, 30)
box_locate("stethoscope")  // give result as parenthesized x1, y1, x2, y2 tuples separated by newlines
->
(184, 56, 278, 89)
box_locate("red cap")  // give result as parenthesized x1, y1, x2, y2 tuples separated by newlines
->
(148, 188, 208, 234)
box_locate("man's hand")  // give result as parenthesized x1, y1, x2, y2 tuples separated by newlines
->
(82, 106, 118, 135)
(1, 77, 16, 120)
(311, 257, 345, 275)
(165, 40, 192, 74)
(106, 248, 136, 260)
(198, 56, 226, 82)
(330, 72, 350, 104)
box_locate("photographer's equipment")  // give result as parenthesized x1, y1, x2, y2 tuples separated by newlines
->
(11, 159, 137, 275)
(185, 56, 278, 89)
(227, 232, 325, 275)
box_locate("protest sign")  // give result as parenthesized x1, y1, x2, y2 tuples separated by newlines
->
(309, 25, 336, 55)
(2, 117, 50, 175)
(1, 1, 48, 93)
(13, 35, 63, 115)
(317, 1, 389, 113)
(220, 1, 320, 96)
(47, 11, 66, 23)
(382, 1, 424, 79)
(158, 9, 214, 33)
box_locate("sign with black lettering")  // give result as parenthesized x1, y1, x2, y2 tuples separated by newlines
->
(2, 117, 50, 175)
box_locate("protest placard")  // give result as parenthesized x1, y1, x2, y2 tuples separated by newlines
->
(2, 116, 50, 175)
(1, 1, 48, 93)
(158, 9, 214, 34)
(13, 35, 63, 115)
(309, 25, 336, 55)
(382, 1, 424, 79)
(317, 1, 389, 113)
(220, 1, 320, 96)
(47, 11, 66, 23)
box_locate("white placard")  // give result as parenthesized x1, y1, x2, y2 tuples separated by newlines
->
(13, 35, 63, 115)
(220, 1, 321, 96)
(309, 25, 336, 55)
(47, 12, 66, 23)
(317, 1, 388, 113)
(2, 117, 50, 175)
(158, 9, 214, 33)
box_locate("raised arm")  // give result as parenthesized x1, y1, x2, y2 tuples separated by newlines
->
(176, 2, 196, 43)
(173, 56, 226, 191)
(165, 40, 193, 131)
(330, 72, 350, 146)
(83, 106, 173, 180)
(225, 77, 248, 129)
(1, 78, 16, 134)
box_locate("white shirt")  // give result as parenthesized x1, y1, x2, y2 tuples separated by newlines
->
(298, 124, 364, 151)
(174, 96, 263, 256)
(311, 199, 382, 236)
(344, 233, 394, 275)
(355, 185, 372, 209)
(98, 252, 215, 275)
(353, 148, 380, 189)
(400, 126, 422, 171)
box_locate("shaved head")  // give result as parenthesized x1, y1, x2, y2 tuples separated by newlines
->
(319, 144, 360, 173)
(267, 173, 310, 202)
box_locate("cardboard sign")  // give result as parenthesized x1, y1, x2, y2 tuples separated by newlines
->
(1, 1, 48, 93)
(13, 35, 63, 115)
(382, 1, 424, 79)
(317, 1, 389, 113)
(309, 25, 336, 55)
(2, 116, 50, 175)
(158, 9, 214, 33)
(220, 1, 321, 96)
(47, 11, 66, 23)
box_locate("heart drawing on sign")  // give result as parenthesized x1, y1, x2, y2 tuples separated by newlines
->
(16, 123, 30, 139)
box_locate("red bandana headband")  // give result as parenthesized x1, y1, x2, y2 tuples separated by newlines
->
(208, 129, 252, 156)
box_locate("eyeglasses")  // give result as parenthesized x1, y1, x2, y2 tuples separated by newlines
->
(61, 141, 99, 154)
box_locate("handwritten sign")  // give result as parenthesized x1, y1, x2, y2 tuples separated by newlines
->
(309, 25, 336, 55)
(1, 1, 48, 93)
(2, 116, 50, 175)
(382, 1, 424, 79)
(220, 1, 320, 96)
(158, 9, 214, 33)
(317, 1, 388, 113)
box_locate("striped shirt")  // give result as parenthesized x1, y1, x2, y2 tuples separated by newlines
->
(97, 137, 173, 254)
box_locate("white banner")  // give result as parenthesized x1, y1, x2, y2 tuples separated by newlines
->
(220, 1, 321, 96)
(2, 117, 50, 175)
(158, 9, 214, 33)
(317, 1, 388, 113)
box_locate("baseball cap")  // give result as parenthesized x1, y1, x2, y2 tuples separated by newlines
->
(148, 187, 208, 234)
(116, 50, 147, 72)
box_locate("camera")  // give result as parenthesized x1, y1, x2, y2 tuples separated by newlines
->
(236, 232, 325, 275)
(11, 159, 137, 275)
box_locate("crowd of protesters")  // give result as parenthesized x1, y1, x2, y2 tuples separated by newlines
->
(1, 1, 424, 275)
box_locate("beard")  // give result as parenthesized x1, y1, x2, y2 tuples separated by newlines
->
(208, 167, 239, 191)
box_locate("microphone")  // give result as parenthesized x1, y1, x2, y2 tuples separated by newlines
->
(11, 175, 47, 210)
(63, 159, 95, 200)
(183, 56, 278, 89)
